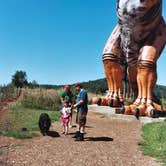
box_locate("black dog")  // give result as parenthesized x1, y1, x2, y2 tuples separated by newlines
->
(38, 113, 51, 136)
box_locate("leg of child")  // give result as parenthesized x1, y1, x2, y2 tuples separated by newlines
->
(62, 123, 65, 134)
(65, 123, 69, 135)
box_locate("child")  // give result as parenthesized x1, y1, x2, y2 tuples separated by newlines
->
(61, 101, 71, 135)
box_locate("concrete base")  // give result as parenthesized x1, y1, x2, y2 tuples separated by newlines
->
(88, 105, 166, 124)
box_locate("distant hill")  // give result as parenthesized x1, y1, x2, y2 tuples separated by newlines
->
(39, 84, 63, 89)
(40, 78, 166, 99)
(154, 84, 166, 99)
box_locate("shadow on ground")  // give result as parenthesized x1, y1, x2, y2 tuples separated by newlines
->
(85, 125, 94, 128)
(47, 131, 60, 137)
(85, 136, 113, 142)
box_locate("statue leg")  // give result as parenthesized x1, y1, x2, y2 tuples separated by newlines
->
(125, 18, 166, 117)
(103, 60, 123, 106)
(138, 19, 166, 117)
(97, 24, 124, 106)
(124, 63, 139, 115)
(136, 46, 158, 117)
(125, 46, 162, 117)
(124, 47, 159, 116)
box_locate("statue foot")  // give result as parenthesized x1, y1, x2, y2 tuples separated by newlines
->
(149, 109, 166, 118)
(97, 98, 102, 106)
(134, 108, 140, 120)
(109, 99, 113, 107)
(90, 96, 124, 107)
(109, 97, 124, 107)
(150, 109, 157, 118)
(120, 106, 125, 114)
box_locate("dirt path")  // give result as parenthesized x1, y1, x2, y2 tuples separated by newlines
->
(0, 110, 160, 166)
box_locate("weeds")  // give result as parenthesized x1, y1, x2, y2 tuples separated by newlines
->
(0, 104, 60, 139)
(139, 122, 166, 165)
(20, 88, 61, 111)
(0, 84, 17, 102)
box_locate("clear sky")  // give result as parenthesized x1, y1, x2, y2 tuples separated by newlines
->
(0, 0, 166, 86)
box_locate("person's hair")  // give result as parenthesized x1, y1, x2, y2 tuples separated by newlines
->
(75, 82, 82, 88)
(64, 85, 70, 90)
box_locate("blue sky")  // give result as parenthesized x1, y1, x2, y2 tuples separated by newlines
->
(0, 0, 165, 86)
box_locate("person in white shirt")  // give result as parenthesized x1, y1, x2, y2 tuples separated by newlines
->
(60, 101, 71, 135)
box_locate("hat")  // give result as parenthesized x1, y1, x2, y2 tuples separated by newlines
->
(75, 82, 82, 88)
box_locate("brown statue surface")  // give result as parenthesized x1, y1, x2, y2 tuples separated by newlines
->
(94, 0, 166, 118)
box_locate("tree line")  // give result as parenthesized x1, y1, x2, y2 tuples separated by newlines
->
(1, 70, 166, 101)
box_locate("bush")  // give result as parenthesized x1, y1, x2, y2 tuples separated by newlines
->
(20, 88, 61, 111)
(0, 84, 17, 102)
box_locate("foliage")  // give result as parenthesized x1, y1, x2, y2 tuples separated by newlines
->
(139, 122, 166, 165)
(0, 104, 60, 139)
(28, 80, 39, 89)
(154, 85, 166, 99)
(34, 78, 166, 102)
(20, 88, 61, 111)
(79, 79, 166, 104)
(12, 71, 28, 88)
(39, 84, 63, 89)
(0, 84, 17, 102)
(81, 79, 108, 94)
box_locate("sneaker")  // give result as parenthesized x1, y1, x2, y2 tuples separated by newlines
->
(64, 132, 68, 136)
(72, 131, 80, 138)
(75, 133, 84, 141)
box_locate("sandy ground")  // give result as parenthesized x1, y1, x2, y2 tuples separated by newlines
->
(0, 106, 160, 166)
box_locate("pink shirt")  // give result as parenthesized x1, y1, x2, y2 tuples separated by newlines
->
(61, 107, 70, 118)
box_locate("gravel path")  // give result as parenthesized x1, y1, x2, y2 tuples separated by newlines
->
(0, 110, 160, 166)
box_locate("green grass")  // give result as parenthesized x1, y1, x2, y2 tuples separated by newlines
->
(0, 104, 60, 139)
(139, 121, 166, 165)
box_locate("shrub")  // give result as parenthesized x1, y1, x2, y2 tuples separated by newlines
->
(20, 88, 61, 111)
(0, 84, 17, 102)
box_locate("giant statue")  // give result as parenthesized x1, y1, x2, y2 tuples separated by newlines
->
(94, 0, 166, 118)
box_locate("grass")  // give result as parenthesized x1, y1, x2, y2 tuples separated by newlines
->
(139, 121, 166, 165)
(20, 88, 61, 111)
(0, 104, 60, 139)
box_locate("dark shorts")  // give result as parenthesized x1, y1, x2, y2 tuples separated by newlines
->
(76, 109, 88, 126)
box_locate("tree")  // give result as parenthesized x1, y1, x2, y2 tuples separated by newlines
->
(12, 71, 28, 97)
(28, 80, 39, 89)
